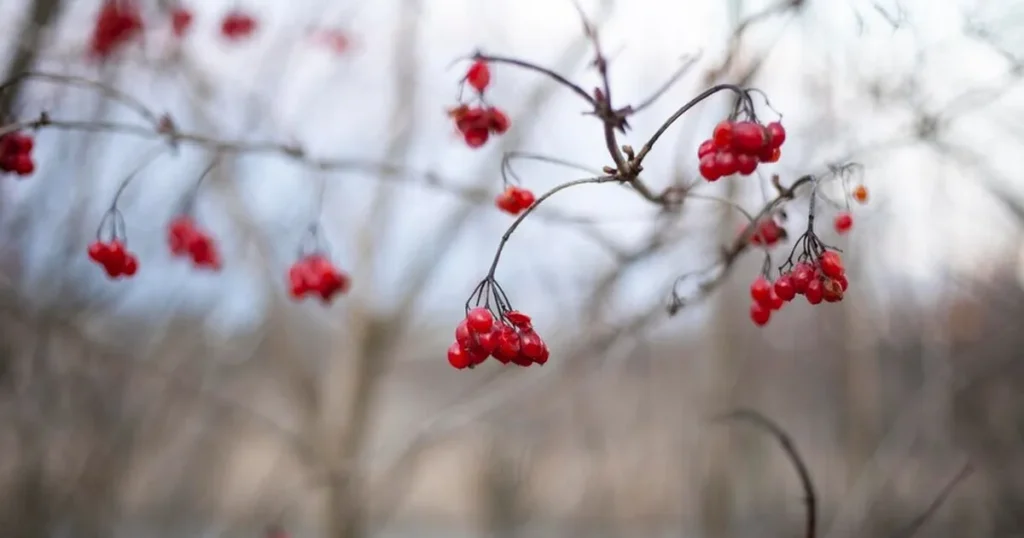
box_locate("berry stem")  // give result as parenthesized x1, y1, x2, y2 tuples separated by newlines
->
(109, 143, 167, 210)
(485, 175, 617, 279)
(469, 53, 596, 106)
(633, 83, 755, 166)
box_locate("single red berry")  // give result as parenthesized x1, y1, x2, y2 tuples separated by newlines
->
(773, 275, 796, 301)
(834, 212, 853, 234)
(766, 122, 786, 148)
(750, 301, 771, 326)
(504, 310, 532, 328)
(534, 341, 549, 365)
(11, 134, 33, 153)
(12, 155, 34, 176)
(697, 139, 716, 159)
(221, 10, 257, 40)
(519, 330, 545, 361)
(466, 307, 494, 333)
(791, 262, 814, 294)
(714, 151, 739, 177)
(735, 153, 758, 175)
(492, 324, 520, 364)
(465, 60, 491, 93)
(822, 278, 844, 303)
(495, 188, 521, 215)
(510, 187, 535, 209)
(122, 254, 139, 276)
(463, 127, 489, 148)
(805, 279, 823, 304)
(750, 276, 772, 306)
(768, 289, 784, 310)
(698, 154, 721, 181)
(487, 108, 510, 134)
(730, 121, 766, 153)
(171, 8, 193, 37)
(835, 273, 848, 292)
(759, 146, 781, 163)
(852, 185, 869, 204)
(712, 120, 734, 149)
(818, 251, 844, 279)
(475, 327, 500, 355)
(447, 342, 471, 369)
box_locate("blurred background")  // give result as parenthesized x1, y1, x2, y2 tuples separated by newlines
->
(0, 0, 1021, 536)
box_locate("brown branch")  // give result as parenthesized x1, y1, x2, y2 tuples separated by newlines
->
(890, 461, 972, 538)
(717, 409, 817, 538)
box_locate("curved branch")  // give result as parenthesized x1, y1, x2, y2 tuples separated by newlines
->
(470, 53, 596, 106)
(716, 409, 817, 538)
(633, 84, 752, 165)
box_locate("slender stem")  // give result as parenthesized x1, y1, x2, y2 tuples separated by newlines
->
(472, 53, 595, 106)
(633, 84, 750, 165)
(486, 175, 616, 278)
(109, 144, 168, 210)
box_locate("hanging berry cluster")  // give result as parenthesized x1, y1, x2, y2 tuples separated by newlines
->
(87, 208, 139, 279)
(0, 132, 35, 177)
(90, 0, 144, 59)
(748, 228, 850, 327)
(494, 185, 535, 216)
(287, 254, 351, 304)
(221, 10, 258, 40)
(168, 216, 221, 270)
(746, 216, 786, 247)
(698, 120, 786, 181)
(446, 60, 511, 148)
(448, 279, 549, 369)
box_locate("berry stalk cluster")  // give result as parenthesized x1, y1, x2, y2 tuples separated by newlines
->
(448, 279, 549, 369)
(0, 132, 36, 177)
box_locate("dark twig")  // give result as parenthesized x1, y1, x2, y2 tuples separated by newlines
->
(889, 461, 972, 538)
(717, 409, 817, 538)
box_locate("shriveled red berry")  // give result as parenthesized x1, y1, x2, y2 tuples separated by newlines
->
(466, 60, 491, 92)
(712, 121, 734, 149)
(505, 310, 532, 328)
(822, 278, 844, 303)
(487, 108, 510, 134)
(466, 307, 494, 333)
(750, 302, 771, 326)
(750, 276, 772, 305)
(834, 212, 853, 234)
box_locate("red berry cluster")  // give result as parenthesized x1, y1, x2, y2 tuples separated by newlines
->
(287, 254, 351, 303)
(0, 132, 35, 177)
(749, 250, 848, 326)
(168, 216, 221, 270)
(90, 1, 144, 59)
(88, 240, 139, 279)
(746, 217, 786, 247)
(698, 120, 786, 181)
(447, 307, 549, 369)
(494, 185, 535, 216)
(447, 60, 511, 148)
(448, 104, 510, 148)
(171, 7, 194, 38)
(221, 10, 257, 40)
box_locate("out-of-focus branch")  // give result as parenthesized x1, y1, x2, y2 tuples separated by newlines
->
(0, 0, 64, 117)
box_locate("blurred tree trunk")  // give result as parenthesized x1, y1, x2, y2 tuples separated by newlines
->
(1, 0, 63, 116)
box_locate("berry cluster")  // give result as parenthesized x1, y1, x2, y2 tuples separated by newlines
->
(447, 60, 511, 148)
(90, 0, 144, 59)
(168, 216, 221, 270)
(750, 250, 849, 327)
(221, 10, 258, 40)
(448, 307, 549, 369)
(698, 120, 786, 181)
(287, 254, 351, 304)
(88, 240, 140, 279)
(0, 132, 35, 177)
(494, 185, 536, 216)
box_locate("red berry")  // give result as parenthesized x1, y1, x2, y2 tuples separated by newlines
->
(791, 262, 814, 293)
(221, 10, 257, 40)
(12, 155, 34, 176)
(818, 251, 844, 279)
(750, 276, 772, 305)
(447, 342, 471, 369)
(698, 154, 720, 181)
(766, 122, 786, 148)
(534, 341, 549, 365)
(492, 324, 520, 364)
(11, 134, 33, 153)
(773, 275, 795, 301)
(805, 279, 823, 305)
(475, 327, 500, 355)
(768, 289, 783, 310)
(731, 121, 766, 153)
(714, 151, 739, 177)
(750, 302, 771, 326)
(122, 254, 139, 276)
(466, 60, 491, 93)
(759, 146, 781, 163)
(822, 278, 843, 303)
(835, 273, 848, 292)
(712, 121, 734, 149)
(834, 212, 853, 234)
(466, 307, 494, 333)
(487, 108, 510, 134)
(510, 187, 535, 209)
(504, 310, 532, 328)
(519, 330, 545, 361)
(463, 127, 489, 148)
(735, 153, 758, 175)
(495, 188, 521, 214)
(697, 139, 716, 159)
(171, 8, 193, 37)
